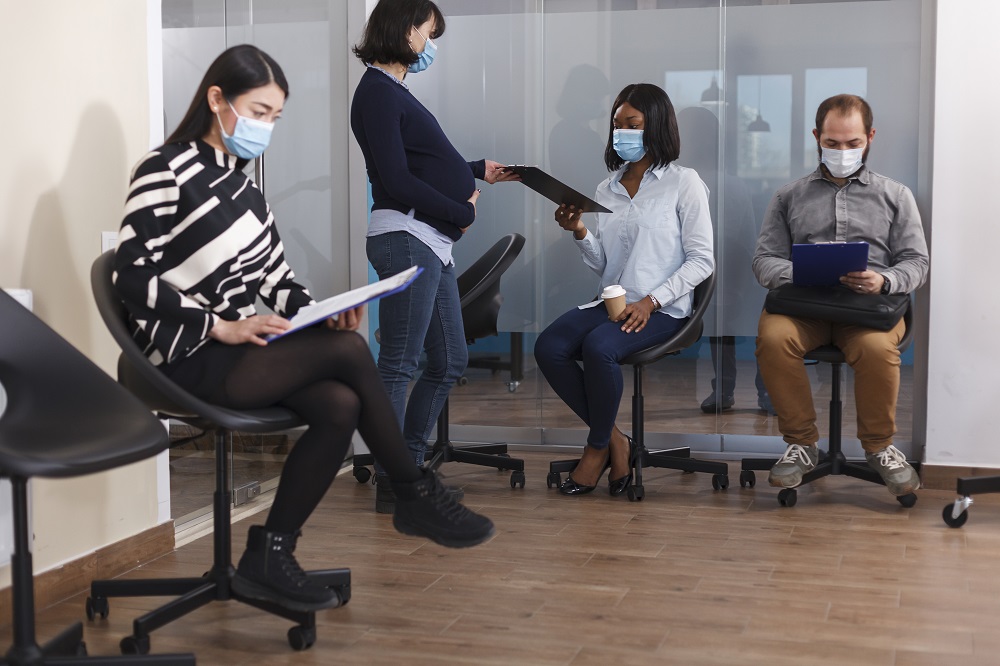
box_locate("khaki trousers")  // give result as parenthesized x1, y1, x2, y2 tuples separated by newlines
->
(755, 310, 905, 453)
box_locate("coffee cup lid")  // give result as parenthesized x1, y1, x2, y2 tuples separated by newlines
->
(601, 285, 626, 299)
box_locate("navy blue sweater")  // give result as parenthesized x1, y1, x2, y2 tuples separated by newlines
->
(350, 67, 485, 241)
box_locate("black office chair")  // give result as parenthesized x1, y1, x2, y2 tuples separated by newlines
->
(739, 303, 917, 508)
(546, 273, 729, 501)
(0, 289, 195, 665)
(353, 233, 528, 488)
(88, 251, 350, 655)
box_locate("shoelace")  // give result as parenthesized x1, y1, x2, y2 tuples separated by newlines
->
(777, 444, 814, 466)
(426, 474, 470, 523)
(874, 445, 907, 471)
(273, 534, 310, 588)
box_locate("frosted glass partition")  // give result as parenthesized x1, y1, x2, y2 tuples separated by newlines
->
(412, 0, 932, 456)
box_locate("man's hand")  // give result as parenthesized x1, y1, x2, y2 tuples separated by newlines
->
(209, 315, 291, 346)
(326, 305, 365, 332)
(483, 160, 521, 184)
(555, 204, 587, 239)
(613, 297, 657, 333)
(840, 270, 884, 295)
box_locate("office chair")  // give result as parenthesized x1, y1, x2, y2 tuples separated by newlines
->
(547, 273, 730, 501)
(739, 303, 917, 508)
(88, 251, 350, 655)
(942, 476, 1000, 528)
(354, 233, 527, 488)
(0, 289, 195, 665)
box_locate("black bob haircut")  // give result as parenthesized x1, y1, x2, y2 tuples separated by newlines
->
(353, 0, 446, 67)
(166, 44, 288, 145)
(604, 83, 681, 172)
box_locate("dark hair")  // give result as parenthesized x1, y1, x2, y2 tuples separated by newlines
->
(604, 83, 680, 172)
(815, 93, 873, 136)
(165, 44, 289, 145)
(353, 0, 445, 67)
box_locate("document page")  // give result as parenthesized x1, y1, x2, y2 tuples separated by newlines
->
(268, 265, 423, 340)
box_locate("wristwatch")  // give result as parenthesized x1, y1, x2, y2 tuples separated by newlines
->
(880, 274, 892, 294)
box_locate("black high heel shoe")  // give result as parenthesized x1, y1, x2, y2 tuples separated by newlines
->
(559, 450, 611, 496)
(608, 435, 635, 497)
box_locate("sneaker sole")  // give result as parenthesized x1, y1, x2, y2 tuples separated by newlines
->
(375, 499, 395, 514)
(393, 521, 496, 549)
(231, 574, 341, 612)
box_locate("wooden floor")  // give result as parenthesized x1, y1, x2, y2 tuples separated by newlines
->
(13, 451, 1000, 665)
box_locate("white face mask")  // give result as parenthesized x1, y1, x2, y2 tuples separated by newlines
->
(820, 146, 864, 179)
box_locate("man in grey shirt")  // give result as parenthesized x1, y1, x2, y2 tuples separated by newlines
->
(753, 94, 929, 496)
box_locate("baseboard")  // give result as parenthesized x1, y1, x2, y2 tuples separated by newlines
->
(0, 520, 174, 628)
(919, 464, 1000, 491)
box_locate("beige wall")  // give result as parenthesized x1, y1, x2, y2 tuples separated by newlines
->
(0, 0, 161, 584)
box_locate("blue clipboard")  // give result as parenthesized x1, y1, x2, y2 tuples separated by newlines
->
(267, 266, 424, 340)
(791, 242, 869, 287)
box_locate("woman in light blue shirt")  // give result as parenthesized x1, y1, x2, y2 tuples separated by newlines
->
(535, 83, 714, 497)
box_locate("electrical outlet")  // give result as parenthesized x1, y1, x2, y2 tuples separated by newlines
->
(101, 231, 118, 253)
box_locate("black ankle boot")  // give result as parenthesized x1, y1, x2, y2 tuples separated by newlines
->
(391, 470, 495, 548)
(376, 472, 465, 515)
(231, 526, 340, 611)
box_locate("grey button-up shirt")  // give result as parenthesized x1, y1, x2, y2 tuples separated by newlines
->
(753, 166, 928, 294)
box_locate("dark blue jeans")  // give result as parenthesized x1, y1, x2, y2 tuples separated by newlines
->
(534, 304, 686, 449)
(366, 231, 468, 471)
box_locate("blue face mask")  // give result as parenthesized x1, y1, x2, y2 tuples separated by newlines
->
(217, 100, 274, 160)
(613, 129, 646, 163)
(407, 29, 437, 74)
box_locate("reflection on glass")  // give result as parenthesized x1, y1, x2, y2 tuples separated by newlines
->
(803, 67, 867, 168)
(737, 75, 792, 180)
(666, 70, 724, 121)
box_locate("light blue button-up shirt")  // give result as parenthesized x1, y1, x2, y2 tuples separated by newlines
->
(574, 162, 715, 319)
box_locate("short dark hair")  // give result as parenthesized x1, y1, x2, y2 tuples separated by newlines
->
(604, 83, 680, 172)
(815, 94, 873, 135)
(166, 44, 288, 145)
(353, 0, 446, 67)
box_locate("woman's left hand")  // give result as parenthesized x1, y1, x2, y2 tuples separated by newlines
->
(326, 305, 365, 332)
(483, 160, 521, 184)
(613, 297, 656, 334)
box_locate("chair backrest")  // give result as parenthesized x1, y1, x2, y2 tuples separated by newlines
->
(456, 233, 526, 343)
(804, 298, 914, 364)
(90, 251, 300, 433)
(0, 288, 169, 479)
(620, 271, 717, 367)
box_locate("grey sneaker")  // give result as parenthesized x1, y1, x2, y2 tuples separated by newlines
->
(768, 444, 819, 488)
(865, 445, 920, 496)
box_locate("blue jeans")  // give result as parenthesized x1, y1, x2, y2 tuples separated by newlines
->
(366, 231, 468, 471)
(534, 304, 686, 449)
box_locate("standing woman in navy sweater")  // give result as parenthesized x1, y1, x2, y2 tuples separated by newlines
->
(114, 45, 494, 613)
(351, 0, 516, 513)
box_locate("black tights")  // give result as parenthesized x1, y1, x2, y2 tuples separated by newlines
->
(186, 328, 421, 534)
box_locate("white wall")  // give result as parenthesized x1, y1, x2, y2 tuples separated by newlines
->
(926, 0, 1000, 466)
(0, 0, 162, 584)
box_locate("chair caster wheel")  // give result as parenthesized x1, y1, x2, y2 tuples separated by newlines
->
(739, 470, 756, 488)
(897, 493, 918, 508)
(85, 595, 109, 620)
(353, 467, 371, 484)
(942, 503, 969, 528)
(627, 485, 644, 502)
(120, 635, 150, 655)
(510, 471, 525, 488)
(457, 376, 468, 387)
(506, 381, 520, 393)
(711, 474, 729, 490)
(287, 625, 316, 651)
(778, 488, 797, 507)
(546, 471, 561, 488)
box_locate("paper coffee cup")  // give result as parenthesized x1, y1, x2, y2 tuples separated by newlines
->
(601, 284, 627, 320)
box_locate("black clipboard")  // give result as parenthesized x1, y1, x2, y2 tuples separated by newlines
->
(505, 165, 612, 214)
(791, 242, 869, 286)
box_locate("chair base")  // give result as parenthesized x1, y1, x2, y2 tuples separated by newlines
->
(85, 430, 351, 655)
(4, 619, 196, 665)
(739, 450, 921, 508)
(464, 332, 525, 392)
(943, 476, 1000, 528)
(351, 399, 526, 489)
(547, 447, 731, 497)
